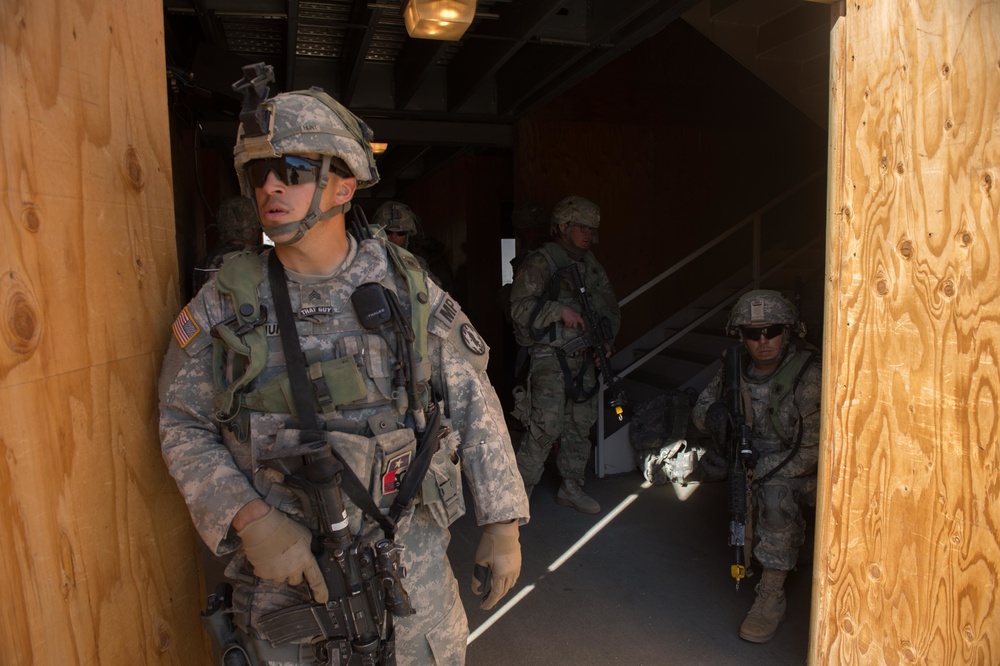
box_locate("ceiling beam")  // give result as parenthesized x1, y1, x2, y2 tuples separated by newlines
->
(497, 0, 699, 116)
(284, 0, 299, 89)
(340, 1, 382, 106)
(446, 0, 569, 111)
(365, 118, 512, 147)
(394, 39, 451, 110)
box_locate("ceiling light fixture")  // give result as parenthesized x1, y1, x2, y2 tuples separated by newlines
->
(371, 142, 389, 155)
(403, 0, 476, 41)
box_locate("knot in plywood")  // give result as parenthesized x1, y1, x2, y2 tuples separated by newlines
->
(2, 273, 41, 356)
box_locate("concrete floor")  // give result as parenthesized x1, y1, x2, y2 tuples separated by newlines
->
(448, 469, 812, 666)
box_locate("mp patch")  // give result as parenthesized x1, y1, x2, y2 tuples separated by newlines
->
(171, 306, 201, 348)
(460, 322, 486, 355)
(434, 295, 460, 329)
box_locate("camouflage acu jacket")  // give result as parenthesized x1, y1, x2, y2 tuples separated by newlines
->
(159, 236, 529, 555)
(692, 342, 822, 480)
(509, 241, 621, 353)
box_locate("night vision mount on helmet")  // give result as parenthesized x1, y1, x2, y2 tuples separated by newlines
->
(231, 62, 381, 245)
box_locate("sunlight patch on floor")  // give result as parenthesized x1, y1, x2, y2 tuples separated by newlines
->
(467, 480, 653, 645)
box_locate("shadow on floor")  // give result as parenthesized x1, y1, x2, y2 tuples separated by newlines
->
(448, 468, 812, 666)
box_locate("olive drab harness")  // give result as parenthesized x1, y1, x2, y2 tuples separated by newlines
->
(737, 345, 817, 487)
(522, 245, 601, 403)
(210, 242, 438, 532)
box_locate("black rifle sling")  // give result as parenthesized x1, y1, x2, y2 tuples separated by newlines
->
(266, 251, 397, 538)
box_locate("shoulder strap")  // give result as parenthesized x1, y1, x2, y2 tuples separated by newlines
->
(383, 242, 432, 388)
(525, 245, 570, 342)
(267, 252, 399, 539)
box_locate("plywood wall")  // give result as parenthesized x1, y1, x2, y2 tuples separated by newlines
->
(815, 0, 1000, 663)
(0, 1, 209, 663)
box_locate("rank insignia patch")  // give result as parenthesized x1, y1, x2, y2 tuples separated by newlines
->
(382, 450, 412, 494)
(171, 306, 201, 348)
(461, 323, 486, 355)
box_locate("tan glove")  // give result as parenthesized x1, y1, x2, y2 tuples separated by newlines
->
(237, 506, 329, 603)
(472, 520, 521, 611)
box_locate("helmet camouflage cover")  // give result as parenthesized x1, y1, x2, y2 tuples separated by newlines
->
(233, 87, 379, 195)
(726, 289, 806, 337)
(372, 201, 419, 235)
(551, 195, 600, 242)
(215, 196, 260, 243)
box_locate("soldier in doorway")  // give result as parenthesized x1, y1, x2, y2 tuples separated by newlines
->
(372, 200, 453, 292)
(509, 196, 620, 515)
(692, 290, 822, 643)
(159, 71, 528, 665)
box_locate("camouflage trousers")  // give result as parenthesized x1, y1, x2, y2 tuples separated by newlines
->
(516, 353, 598, 486)
(237, 507, 468, 666)
(752, 474, 817, 571)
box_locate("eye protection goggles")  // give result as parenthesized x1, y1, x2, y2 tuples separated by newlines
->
(741, 324, 786, 341)
(245, 155, 350, 188)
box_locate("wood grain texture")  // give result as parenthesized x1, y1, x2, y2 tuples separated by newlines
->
(0, 0, 207, 663)
(815, 1, 1000, 663)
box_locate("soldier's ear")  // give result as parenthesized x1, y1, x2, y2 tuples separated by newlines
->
(332, 175, 356, 203)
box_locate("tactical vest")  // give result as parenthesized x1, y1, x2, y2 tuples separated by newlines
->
(743, 345, 817, 448)
(516, 242, 600, 350)
(208, 241, 465, 535)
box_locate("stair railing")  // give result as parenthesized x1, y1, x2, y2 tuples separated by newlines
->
(595, 170, 824, 473)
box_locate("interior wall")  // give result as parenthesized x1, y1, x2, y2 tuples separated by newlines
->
(515, 20, 829, 351)
(0, 0, 209, 664)
(816, 0, 1000, 662)
(397, 154, 514, 391)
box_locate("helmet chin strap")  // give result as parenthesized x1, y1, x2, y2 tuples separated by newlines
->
(262, 155, 352, 246)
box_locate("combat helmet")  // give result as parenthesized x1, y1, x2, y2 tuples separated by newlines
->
(232, 65, 380, 244)
(725, 289, 806, 338)
(551, 195, 600, 242)
(373, 201, 420, 236)
(215, 196, 260, 244)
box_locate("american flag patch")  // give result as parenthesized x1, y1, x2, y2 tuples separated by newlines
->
(171, 306, 201, 348)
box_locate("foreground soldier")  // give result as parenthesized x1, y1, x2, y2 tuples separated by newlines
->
(159, 74, 528, 665)
(509, 196, 620, 515)
(692, 290, 821, 643)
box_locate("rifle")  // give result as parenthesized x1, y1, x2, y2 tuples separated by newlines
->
(724, 345, 755, 589)
(560, 263, 627, 420)
(255, 441, 413, 663)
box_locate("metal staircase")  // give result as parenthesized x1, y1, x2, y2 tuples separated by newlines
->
(595, 170, 826, 476)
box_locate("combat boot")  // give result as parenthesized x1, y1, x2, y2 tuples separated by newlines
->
(739, 569, 788, 643)
(556, 480, 600, 515)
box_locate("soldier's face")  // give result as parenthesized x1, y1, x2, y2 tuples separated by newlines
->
(386, 229, 408, 248)
(251, 152, 341, 240)
(562, 223, 594, 250)
(742, 323, 785, 371)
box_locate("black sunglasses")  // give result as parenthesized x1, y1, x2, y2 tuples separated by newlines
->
(245, 155, 327, 188)
(741, 324, 786, 341)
